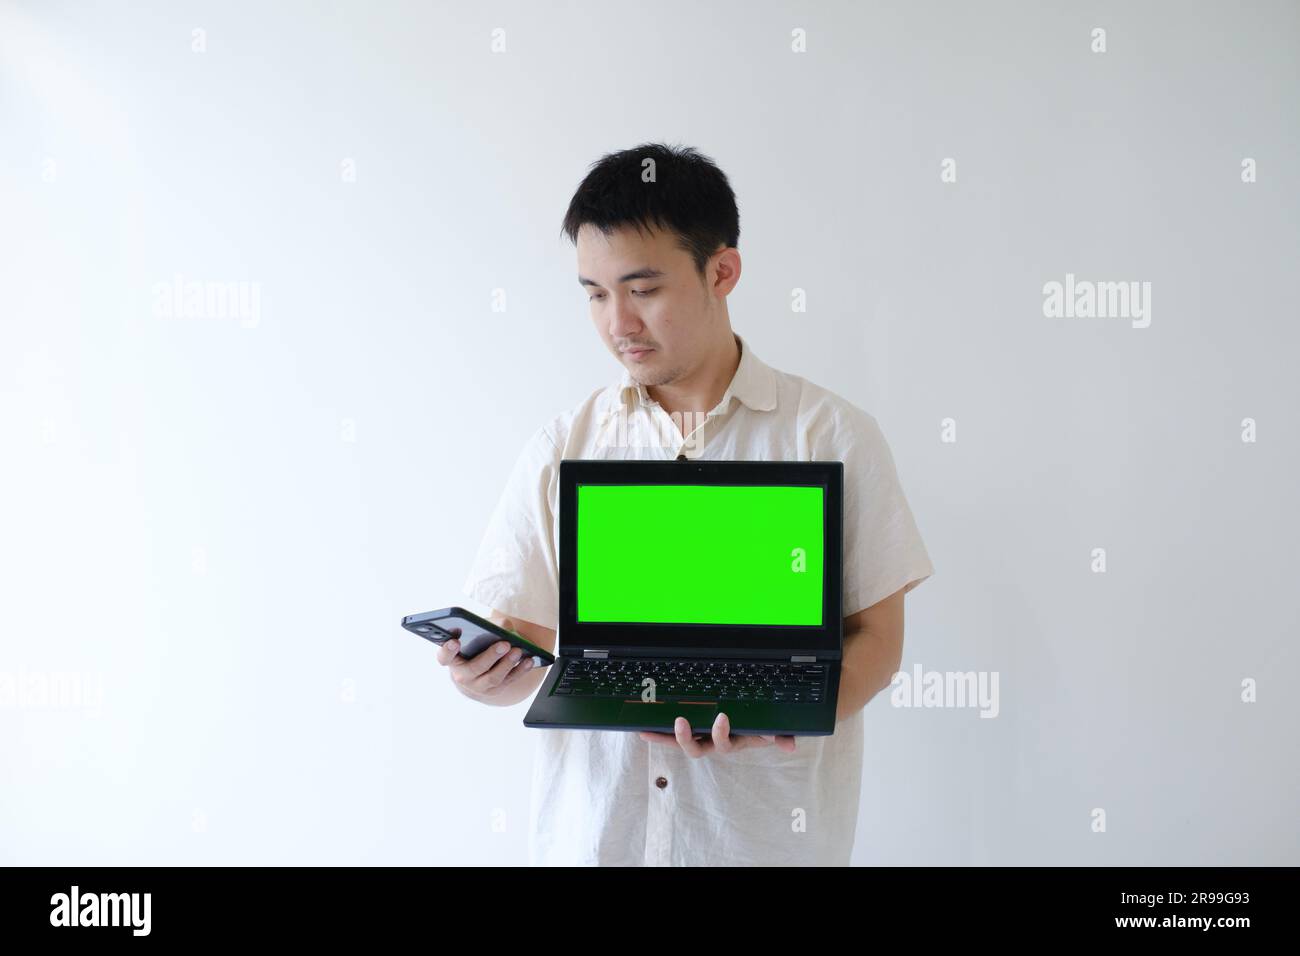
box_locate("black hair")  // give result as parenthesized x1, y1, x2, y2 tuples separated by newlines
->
(559, 142, 740, 280)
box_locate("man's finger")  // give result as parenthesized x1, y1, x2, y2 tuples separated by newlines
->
(434, 627, 463, 667)
(724, 727, 773, 751)
(674, 716, 710, 757)
(712, 712, 736, 752)
(497, 654, 536, 686)
(465, 645, 523, 691)
(463, 640, 514, 678)
(435, 639, 460, 666)
(637, 721, 793, 755)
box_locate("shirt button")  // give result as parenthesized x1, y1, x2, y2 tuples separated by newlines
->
(655, 776, 668, 789)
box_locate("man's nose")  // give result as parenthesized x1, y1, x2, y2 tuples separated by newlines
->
(608, 296, 643, 338)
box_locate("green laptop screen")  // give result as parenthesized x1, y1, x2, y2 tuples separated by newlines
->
(576, 483, 824, 626)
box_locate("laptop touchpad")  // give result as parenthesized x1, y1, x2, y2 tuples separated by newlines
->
(618, 701, 719, 729)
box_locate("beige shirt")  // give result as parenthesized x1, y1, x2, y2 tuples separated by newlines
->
(462, 332, 935, 865)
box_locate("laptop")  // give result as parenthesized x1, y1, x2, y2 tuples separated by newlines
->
(523, 458, 844, 736)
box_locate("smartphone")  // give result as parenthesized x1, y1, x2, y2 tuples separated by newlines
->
(402, 606, 555, 668)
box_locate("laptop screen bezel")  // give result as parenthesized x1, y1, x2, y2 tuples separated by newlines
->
(558, 459, 844, 655)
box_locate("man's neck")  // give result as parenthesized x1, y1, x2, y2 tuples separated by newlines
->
(646, 332, 741, 420)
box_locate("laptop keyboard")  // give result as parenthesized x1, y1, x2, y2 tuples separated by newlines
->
(553, 658, 827, 704)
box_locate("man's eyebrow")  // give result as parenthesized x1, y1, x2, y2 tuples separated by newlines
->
(578, 267, 666, 288)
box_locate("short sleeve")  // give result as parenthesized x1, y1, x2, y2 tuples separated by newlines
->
(461, 423, 561, 631)
(829, 408, 935, 616)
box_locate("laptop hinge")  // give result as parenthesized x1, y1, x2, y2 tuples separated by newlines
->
(790, 655, 817, 662)
(583, 649, 609, 659)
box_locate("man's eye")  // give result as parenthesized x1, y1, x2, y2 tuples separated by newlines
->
(588, 289, 657, 301)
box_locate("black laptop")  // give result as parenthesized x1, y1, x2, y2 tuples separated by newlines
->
(523, 458, 844, 736)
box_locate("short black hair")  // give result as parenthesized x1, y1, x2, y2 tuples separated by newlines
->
(559, 142, 740, 280)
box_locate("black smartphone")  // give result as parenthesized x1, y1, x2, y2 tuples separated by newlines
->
(401, 606, 555, 668)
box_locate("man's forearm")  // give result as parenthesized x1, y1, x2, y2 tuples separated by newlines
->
(836, 625, 902, 720)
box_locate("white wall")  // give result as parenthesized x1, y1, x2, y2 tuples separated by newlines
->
(1, 0, 1296, 865)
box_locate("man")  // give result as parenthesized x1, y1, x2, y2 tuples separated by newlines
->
(441, 143, 935, 865)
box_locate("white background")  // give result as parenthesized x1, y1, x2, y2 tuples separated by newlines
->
(1, 0, 1297, 864)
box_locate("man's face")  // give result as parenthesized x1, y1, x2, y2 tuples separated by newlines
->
(576, 223, 719, 388)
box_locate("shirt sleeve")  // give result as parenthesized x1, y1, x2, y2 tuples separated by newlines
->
(460, 423, 561, 632)
(829, 408, 935, 616)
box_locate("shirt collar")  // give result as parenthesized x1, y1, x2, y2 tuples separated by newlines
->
(614, 332, 778, 414)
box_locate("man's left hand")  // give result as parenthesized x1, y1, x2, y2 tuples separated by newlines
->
(637, 712, 797, 757)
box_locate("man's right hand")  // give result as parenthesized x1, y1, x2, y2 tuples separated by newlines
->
(436, 615, 544, 703)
